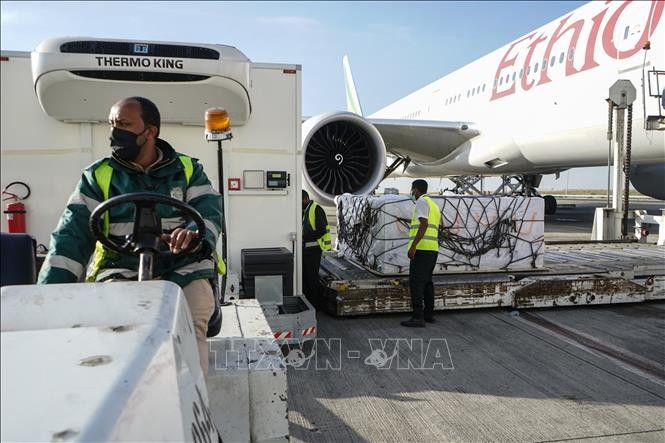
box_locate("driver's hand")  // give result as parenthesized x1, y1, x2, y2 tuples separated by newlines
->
(161, 228, 200, 254)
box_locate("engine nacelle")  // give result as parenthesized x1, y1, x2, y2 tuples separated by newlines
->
(302, 112, 386, 206)
(631, 164, 665, 200)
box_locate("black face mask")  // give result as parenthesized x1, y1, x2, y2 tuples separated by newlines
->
(109, 127, 147, 161)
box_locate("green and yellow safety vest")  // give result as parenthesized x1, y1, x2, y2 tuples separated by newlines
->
(38, 139, 223, 288)
(407, 195, 441, 251)
(306, 201, 332, 251)
(89, 155, 226, 280)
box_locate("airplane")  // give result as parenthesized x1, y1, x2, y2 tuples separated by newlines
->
(301, 0, 665, 214)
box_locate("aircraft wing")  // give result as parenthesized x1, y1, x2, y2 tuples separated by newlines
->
(367, 119, 480, 163)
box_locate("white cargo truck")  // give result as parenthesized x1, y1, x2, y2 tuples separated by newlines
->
(1, 37, 316, 442)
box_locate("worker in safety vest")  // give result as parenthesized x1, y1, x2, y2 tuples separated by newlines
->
(302, 189, 331, 308)
(38, 97, 223, 376)
(401, 179, 440, 327)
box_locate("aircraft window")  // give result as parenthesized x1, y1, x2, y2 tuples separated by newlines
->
(512, 72, 516, 82)
(467, 90, 470, 97)
(542, 59, 547, 71)
(457, 93, 461, 100)
(482, 84, 486, 92)
(499, 77, 504, 86)
(527, 65, 531, 75)
(505, 73, 510, 83)
(568, 47, 575, 61)
(559, 52, 564, 63)
(534, 62, 539, 72)
(550, 56, 555, 67)
(624, 25, 630, 40)
(519, 68, 523, 78)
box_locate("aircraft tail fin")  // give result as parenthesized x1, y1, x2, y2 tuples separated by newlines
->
(343, 55, 364, 116)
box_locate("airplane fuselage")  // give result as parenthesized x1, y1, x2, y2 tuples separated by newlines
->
(372, 0, 665, 177)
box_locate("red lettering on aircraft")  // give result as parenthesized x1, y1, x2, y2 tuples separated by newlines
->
(490, 33, 534, 100)
(520, 33, 547, 92)
(602, 0, 664, 59)
(537, 14, 585, 86)
(490, 0, 664, 102)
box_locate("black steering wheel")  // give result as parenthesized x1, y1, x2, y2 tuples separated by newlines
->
(89, 192, 207, 257)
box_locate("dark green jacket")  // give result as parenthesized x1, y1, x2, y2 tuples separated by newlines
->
(38, 139, 223, 288)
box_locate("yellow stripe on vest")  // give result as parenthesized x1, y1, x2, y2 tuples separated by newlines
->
(87, 155, 217, 281)
(307, 201, 332, 251)
(407, 195, 441, 252)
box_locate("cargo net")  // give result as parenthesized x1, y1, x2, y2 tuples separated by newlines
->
(335, 194, 544, 274)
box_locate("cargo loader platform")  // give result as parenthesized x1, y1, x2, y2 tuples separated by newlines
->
(319, 242, 665, 316)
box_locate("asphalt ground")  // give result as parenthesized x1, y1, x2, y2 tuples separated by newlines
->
(290, 197, 665, 443)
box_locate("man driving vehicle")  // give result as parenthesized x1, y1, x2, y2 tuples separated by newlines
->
(38, 96, 223, 376)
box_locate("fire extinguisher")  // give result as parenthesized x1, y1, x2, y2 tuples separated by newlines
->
(2, 181, 31, 233)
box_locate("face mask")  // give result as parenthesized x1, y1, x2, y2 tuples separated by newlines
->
(109, 127, 147, 161)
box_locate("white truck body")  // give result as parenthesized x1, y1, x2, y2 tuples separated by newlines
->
(1, 40, 303, 296)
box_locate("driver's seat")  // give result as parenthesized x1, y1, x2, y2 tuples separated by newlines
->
(0, 233, 37, 287)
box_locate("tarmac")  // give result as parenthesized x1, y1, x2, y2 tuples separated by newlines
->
(288, 198, 665, 442)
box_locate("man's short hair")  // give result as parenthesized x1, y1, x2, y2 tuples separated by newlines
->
(411, 179, 428, 194)
(129, 96, 161, 137)
(302, 189, 310, 199)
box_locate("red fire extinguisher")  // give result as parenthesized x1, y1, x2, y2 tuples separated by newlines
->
(2, 181, 31, 233)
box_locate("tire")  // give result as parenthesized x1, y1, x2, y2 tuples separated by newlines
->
(544, 195, 557, 215)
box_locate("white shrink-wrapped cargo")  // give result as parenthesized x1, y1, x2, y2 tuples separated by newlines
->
(335, 194, 544, 275)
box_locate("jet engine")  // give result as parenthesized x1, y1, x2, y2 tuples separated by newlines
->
(631, 164, 665, 201)
(302, 112, 387, 206)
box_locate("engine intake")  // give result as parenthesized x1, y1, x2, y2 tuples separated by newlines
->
(302, 112, 386, 205)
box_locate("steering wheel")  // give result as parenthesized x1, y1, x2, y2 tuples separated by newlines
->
(89, 192, 207, 257)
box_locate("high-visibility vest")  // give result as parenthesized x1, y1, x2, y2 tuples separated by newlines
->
(407, 195, 441, 251)
(88, 155, 226, 280)
(305, 201, 331, 251)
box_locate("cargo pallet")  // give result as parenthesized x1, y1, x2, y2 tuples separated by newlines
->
(320, 242, 665, 316)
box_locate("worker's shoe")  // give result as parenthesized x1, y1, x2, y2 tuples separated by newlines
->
(424, 317, 436, 323)
(400, 318, 426, 327)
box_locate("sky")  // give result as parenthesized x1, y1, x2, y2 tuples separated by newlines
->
(2, 0, 613, 191)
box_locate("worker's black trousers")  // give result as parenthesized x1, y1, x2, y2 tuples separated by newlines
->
(409, 250, 438, 320)
(303, 246, 323, 307)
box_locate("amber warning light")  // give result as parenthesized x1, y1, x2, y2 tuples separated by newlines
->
(205, 108, 233, 142)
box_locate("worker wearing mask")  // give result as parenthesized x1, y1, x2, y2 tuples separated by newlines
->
(402, 179, 440, 327)
(301, 189, 331, 308)
(38, 96, 223, 376)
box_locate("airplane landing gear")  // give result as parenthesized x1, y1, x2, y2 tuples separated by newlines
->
(448, 174, 558, 215)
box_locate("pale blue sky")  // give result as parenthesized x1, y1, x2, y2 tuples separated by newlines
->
(3, 0, 611, 190)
